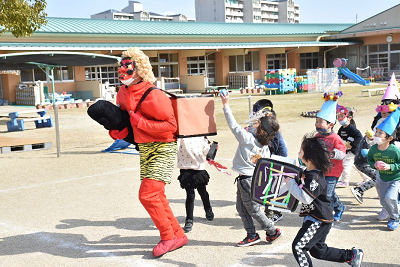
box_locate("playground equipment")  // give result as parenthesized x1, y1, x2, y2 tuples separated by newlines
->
(306, 68, 339, 94)
(333, 58, 370, 86)
(6, 109, 53, 132)
(295, 76, 306, 93)
(264, 68, 296, 94)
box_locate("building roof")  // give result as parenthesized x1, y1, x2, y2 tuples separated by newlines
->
(324, 4, 400, 39)
(34, 17, 353, 36)
(341, 3, 400, 33)
(0, 41, 360, 51)
(92, 9, 122, 16)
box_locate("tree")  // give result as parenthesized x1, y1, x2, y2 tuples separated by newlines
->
(0, 0, 47, 38)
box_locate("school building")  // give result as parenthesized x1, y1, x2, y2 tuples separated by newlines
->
(1, 4, 400, 104)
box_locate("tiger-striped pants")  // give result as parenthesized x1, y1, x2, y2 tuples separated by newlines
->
(138, 141, 177, 184)
(137, 141, 184, 240)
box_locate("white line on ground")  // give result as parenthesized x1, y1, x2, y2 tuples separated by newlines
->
(0, 167, 138, 194)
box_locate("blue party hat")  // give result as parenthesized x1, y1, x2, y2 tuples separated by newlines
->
(317, 100, 337, 123)
(377, 107, 400, 135)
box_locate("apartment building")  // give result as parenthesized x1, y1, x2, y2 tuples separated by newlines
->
(91, 0, 194, 22)
(195, 0, 299, 23)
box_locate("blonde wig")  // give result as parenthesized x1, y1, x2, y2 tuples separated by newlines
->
(122, 47, 156, 83)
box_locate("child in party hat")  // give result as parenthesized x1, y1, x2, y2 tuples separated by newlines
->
(351, 73, 400, 219)
(367, 107, 400, 230)
(371, 72, 400, 131)
(315, 92, 347, 221)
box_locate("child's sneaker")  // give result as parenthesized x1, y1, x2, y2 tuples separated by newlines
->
(272, 212, 283, 223)
(237, 233, 261, 247)
(205, 207, 214, 221)
(347, 247, 364, 267)
(334, 205, 346, 221)
(350, 187, 364, 204)
(387, 218, 399, 230)
(336, 181, 349, 187)
(266, 228, 282, 243)
(183, 219, 193, 233)
(377, 208, 389, 221)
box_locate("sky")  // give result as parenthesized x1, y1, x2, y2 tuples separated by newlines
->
(44, 0, 400, 24)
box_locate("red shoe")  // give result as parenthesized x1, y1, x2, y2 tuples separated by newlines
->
(266, 228, 282, 243)
(152, 236, 177, 257)
(170, 234, 188, 251)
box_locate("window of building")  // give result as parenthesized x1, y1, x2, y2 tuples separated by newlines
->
(267, 53, 286, 69)
(327, 47, 346, 68)
(347, 46, 358, 70)
(85, 64, 119, 86)
(360, 45, 367, 68)
(390, 43, 400, 71)
(300, 52, 320, 69)
(187, 56, 206, 75)
(149, 53, 179, 78)
(20, 69, 33, 82)
(368, 45, 388, 77)
(187, 54, 216, 86)
(229, 51, 260, 72)
(390, 43, 400, 51)
(390, 53, 400, 70)
(20, 67, 74, 83)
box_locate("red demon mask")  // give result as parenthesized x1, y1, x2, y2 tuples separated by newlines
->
(118, 57, 136, 83)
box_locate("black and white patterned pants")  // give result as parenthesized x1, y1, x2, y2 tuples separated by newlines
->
(355, 163, 378, 192)
(292, 220, 352, 267)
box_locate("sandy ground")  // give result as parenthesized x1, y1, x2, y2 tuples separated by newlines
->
(0, 88, 399, 267)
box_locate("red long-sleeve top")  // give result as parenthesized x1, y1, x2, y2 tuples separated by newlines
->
(316, 132, 346, 178)
(116, 81, 177, 143)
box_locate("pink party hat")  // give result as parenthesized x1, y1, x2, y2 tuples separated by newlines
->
(382, 73, 400, 100)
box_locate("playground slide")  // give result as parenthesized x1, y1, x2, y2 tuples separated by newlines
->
(341, 68, 370, 86)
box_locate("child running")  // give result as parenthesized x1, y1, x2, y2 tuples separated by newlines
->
(367, 107, 400, 230)
(336, 106, 363, 187)
(315, 93, 346, 221)
(251, 99, 288, 223)
(285, 136, 364, 267)
(220, 90, 282, 247)
(351, 76, 400, 220)
(177, 137, 215, 233)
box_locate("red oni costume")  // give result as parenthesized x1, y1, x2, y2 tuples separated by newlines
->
(113, 51, 187, 257)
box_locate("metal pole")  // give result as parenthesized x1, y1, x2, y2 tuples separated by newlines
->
(215, 95, 252, 115)
(248, 95, 252, 115)
(50, 67, 61, 157)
